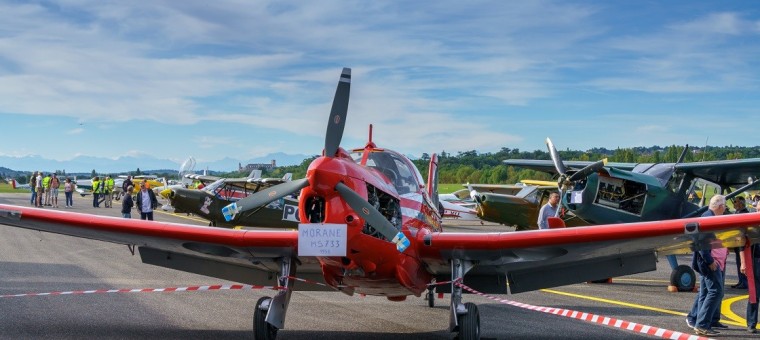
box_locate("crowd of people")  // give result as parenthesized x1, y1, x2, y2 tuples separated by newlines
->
(28, 171, 71, 208)
(25, 173, 158, 221)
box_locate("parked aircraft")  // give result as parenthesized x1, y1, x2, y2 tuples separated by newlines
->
(466, 181, 589, 230)
(163, 172, 299, 228)
(2, 68, 760, 340)
(437, 190, 479, 221)
(505, 138, 760, 291)
(10, 179, 31, 190)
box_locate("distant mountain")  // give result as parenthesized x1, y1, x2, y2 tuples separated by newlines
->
(0, 153, 311, 174)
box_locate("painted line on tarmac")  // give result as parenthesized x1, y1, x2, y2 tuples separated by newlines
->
(721, 294, 749, 325)
(541, 288, 745, 327)
(458, 283, 711, 340)
(153, 209, 209, 224)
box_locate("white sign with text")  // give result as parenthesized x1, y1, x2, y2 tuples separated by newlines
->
(298, 223, 347, 256)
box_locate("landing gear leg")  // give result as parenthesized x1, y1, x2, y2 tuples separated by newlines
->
(426, 286, 435, 308)
(252, 257, 296, 340)
(449, 259, 479, 340)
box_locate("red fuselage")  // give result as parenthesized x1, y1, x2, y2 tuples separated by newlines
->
(297, 147, 441, 298)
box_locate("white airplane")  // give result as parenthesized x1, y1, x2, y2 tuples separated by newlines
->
(10, 179, 31, 190)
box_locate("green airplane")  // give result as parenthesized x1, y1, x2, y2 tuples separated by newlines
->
(163, 173, 299, 229)
(464, 181, 589, 231)
(504, 139, 760, 291)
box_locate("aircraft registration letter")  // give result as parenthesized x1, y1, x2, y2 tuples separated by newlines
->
(298, 223, 347, 256)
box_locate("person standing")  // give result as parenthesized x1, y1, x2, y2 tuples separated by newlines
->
(64, 177, 74, 208)
(92, 176, 101, 208)
(537, 192, 560, 230)
(732, 196, 750, 289)
(122, 176, 133, 199)
(29, 171, 38, 206)
(121, 185, 134, 218)
(686, 195, 727, 336)
(741, 225, 760, 334)
(42, 173, 52, 206)
(35, 171, 44, 207)
(135, 181, 158, 220)
(104, 175, 114, 208)
(49, 173, 60, 208)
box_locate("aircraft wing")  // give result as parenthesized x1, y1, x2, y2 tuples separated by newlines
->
(503, 159, 638, 174)
(464, 183, 524, 196)
(420, 212, 760, 294)
(0, 204, 330, 291)
(674, 158, 760, 187)
(5, 203, 760, 296)
(223, 178, 288, 192)
(184, 174, 222, 185)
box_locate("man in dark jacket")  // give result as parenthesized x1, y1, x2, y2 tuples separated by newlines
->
(135, 181, 158, 220)
(121, 185, 134, 219)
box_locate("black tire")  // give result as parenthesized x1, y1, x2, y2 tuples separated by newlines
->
(670, 265, 696, 292)
(427, 290, 435, 308)
(253, 297, 278, 340)
(456, 302, 480, 340)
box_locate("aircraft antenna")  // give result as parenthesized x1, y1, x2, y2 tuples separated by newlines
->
(368, 124, 373, 144)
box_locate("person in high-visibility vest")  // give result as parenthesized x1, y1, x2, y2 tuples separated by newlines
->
(104, 176, 115, 208)
(42, 173, 52, 206)
(92, 176, 101, 208)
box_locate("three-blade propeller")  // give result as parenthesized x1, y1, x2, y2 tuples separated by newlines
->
(545, 137, 606, 216)
(221, 68, 409, 252)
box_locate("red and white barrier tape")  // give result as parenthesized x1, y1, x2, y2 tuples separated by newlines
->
(0, 284, 284, 299)
(455, 282, 710, 340)
(427, 278, 461, 287)
(1, 278, 708, 340)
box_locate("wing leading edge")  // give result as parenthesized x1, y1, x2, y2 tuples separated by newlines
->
(0, 204, 330, 291)
(420, 213, 760, 294)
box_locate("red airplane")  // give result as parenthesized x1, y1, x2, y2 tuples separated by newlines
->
(1, 68, 760, 340)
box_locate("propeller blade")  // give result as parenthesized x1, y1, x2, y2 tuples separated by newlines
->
(221, 178, 309, 222)
(545, 137, 567, 176)
(466, 183, 481, 204)
(324, 68, 351, 158)
(568, 158, 607, 182)
(335, 182, 410, 252)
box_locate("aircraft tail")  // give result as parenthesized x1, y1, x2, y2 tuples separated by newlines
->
(11, 179, 17, 189)
(426, 153, 440, 212)
(248, 169, 262, 179)
(282, 173, 293, 181)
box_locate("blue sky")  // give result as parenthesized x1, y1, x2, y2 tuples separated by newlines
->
(1, 1, 759, 165)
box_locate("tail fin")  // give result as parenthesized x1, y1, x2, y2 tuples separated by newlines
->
(282, 173, 293, 181)
(248, 169, 262, 179)
(426, 153, 440, 211)
(11, 179, 16, 189)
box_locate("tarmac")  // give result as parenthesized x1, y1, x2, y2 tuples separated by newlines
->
(0, 192, 757, 339)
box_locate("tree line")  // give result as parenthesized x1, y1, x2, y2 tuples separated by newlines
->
(262, 145, 760, 185)
(10, 145, 756, 185)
